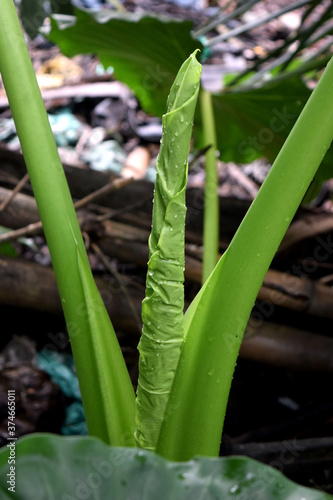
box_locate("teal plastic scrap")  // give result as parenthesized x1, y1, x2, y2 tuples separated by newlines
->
(37, 349, 88, 435)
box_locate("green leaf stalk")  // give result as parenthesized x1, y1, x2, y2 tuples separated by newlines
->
(157, 56, 333, 460)
(0, 0, 135, 447)
(200, 88, 219, 283)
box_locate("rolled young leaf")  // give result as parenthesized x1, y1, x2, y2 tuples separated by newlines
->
(135, 51, 202, 450)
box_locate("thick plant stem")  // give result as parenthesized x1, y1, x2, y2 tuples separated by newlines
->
(200, 88, 219, 284)
(157, 56, 333, 460)
(0, 0, 135, 446)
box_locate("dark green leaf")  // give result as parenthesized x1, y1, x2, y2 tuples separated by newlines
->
(47, 9, 203, 116)
(195, 75, 333, 184)
(0, 434, 331, 499)
(196, 77, 310, 164)
(0, 242, 16, 258)
(19, 0, 73, 39)
(50, 0, 73, 16)
(0, 228, 16, 258)
(19, 0, 46, 39)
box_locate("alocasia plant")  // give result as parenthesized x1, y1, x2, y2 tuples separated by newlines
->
(1, 1, 333, 498)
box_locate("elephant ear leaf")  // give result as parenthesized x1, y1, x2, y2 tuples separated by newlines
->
(135, 51, 202, 451)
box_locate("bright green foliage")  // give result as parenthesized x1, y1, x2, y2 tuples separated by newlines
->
(195, 76, 333, 184)
(19, 0, 73, 39)
(135, 51, 202, 450)
(1, 434, 332, 500)
(0, 0, 136, 447)
(47, 9, 202, 116)
(75, 244, 136, 445)
(3, 1, 333, 489)
(157, 55, 333, 461)
(47, 9, 333, 186)
(47, 9, 333, 184)
(200, 89, 219, 283)
(195, 77, 309, 164)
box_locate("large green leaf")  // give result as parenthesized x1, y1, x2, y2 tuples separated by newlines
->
(211, 78, 308, 163)
(46, 10, 333, 182)
(19, 0, 73, 39)
(195, 76, 333, 182)
(0, 433, 332, 499)
(20, 0, 47, 39)
(47, 9, 203, 116)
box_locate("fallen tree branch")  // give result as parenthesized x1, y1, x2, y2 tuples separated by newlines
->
(1, 256, 333, 371)
(1, 186, 333, 320)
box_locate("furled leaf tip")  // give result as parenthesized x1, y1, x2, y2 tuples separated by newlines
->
(167, 50, 201, 113)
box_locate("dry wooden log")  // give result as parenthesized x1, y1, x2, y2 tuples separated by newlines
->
(95, 228, 333, 320)
(2, 145, 332, 248)
(1, 186, 333, 320)
(0, 60, 231, 109)
(0, 146, 112, 197)
(0, 256, 143, 333)
(0, 81, 132, 109)
(241, 321, 333, 372)
(0, 146, 249, 237)
(1, 256, 333, 371)
(278, 211, 333, 253)
(0, 186, 40, 228)
(260, 269, 333, 319)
